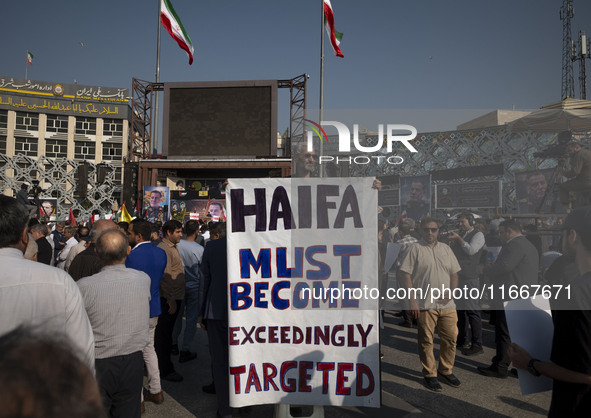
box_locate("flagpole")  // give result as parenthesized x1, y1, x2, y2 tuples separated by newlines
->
(319, 0, 325, 178)
(25, 51, 28, 80)
(154, 0, 162, 158)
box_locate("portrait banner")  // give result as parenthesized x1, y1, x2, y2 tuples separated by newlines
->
(227, 178, 380, 408)
(515, 169, 563, 214)
(170, 190, 227, 223)
(39, 198, 58, 221)
(400, 175, 431, 221)
(142, 186, 170, 223)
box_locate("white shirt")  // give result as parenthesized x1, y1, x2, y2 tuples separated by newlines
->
(64, 240, 87, 272)
(57, 237, 78, 269)
(0, 247, 95, 372)
(45, 235, 55, 266)
(460, 229, 485, 256)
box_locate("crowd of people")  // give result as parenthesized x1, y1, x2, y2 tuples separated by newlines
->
(379, 209, 591, 415)
(2, 182, 591, 417)
(0, 195, 233, 418)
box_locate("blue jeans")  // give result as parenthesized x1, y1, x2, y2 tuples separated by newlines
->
(172, 282, 200, 352)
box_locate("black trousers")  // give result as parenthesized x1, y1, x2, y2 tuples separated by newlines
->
(96, 351, 143, 418)
(492, 308, 511, 369)
(206, 318, 231, 417)
(154, 297, 182, 376)
(457, 277, 483, 347)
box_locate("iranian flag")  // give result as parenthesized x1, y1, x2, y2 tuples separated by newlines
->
(323, 0, 344, 58)
(27, 51, 34, 65)
(160, 0, 194, 65)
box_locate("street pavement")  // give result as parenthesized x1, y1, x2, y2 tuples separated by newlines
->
(143, 307, 551, 418)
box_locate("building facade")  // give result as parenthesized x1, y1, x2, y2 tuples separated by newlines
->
(0, 76, 130, 216)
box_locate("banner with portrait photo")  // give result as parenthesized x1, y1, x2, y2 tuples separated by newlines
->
(170, 191, 227, 223)
(400, 175, 431, 221)
(143, 186, 170, 223)
(227, 178, 380, 408)
(39, 198, 58, 221)
(515, 169, 563, 214)
(167, 177, 187, 192)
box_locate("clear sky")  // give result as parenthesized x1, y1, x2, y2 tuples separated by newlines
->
(2, 0, 591, 134)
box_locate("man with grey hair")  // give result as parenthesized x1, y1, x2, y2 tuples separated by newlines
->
(30, 223, 52, 265)
(24, 234, 38, 261)
(293, 143, 317, 178)
(78, 229, 151, 418)
(56, 225, 78, 269)
(69, 220, 117, 281)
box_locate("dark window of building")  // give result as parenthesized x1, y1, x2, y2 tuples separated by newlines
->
(75, 117, 96, 135)
(0, 136, 6, 154)
(14, 137, 38, 156)
(46, 114, 69, 133)
(45, 139, 68, 158)
(114, 166, 122, 183)
(0, 110, 7, 129)
(74, 141, 95, 160)
(15, 112, 39, 131)
(102, 142, 122, 160)
(103, 118, 123, 137)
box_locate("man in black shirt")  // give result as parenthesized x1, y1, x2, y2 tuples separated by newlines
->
(30, 223, 52, 265)
(509, 207, 591, 416)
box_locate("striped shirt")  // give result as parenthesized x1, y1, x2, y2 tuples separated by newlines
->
(77, 264, 150, 359)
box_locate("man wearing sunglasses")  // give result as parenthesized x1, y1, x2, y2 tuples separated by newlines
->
(293, 144, 317, 178)
(399, 217, 461, 392)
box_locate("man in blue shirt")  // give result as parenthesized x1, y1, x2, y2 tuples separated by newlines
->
(126, 219, 167, 408)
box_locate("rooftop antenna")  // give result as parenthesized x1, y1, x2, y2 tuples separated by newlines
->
(560, 0, 575, 100)
(573, 30, 591, 99)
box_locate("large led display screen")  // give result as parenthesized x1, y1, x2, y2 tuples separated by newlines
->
(162, 81, 277, 158)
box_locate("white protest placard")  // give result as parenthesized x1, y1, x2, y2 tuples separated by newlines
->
(505, 297, 554, 395)
(227, 178, 380, 408)
(384, 242, 402, 272)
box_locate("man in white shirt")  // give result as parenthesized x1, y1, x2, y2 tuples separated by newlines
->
(0, 196, 95, 372)
(64, 225, 90, 272)
(57, 225, 78, 269)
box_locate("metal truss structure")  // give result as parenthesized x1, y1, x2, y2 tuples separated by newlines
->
(350, 127, 578, 217)
(561, 0, 575, 99)
(130, 78, 163, 160)
(278, 74, 307, 157)
(131, 75, 307, 162)
(0, 154, 117, 220)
